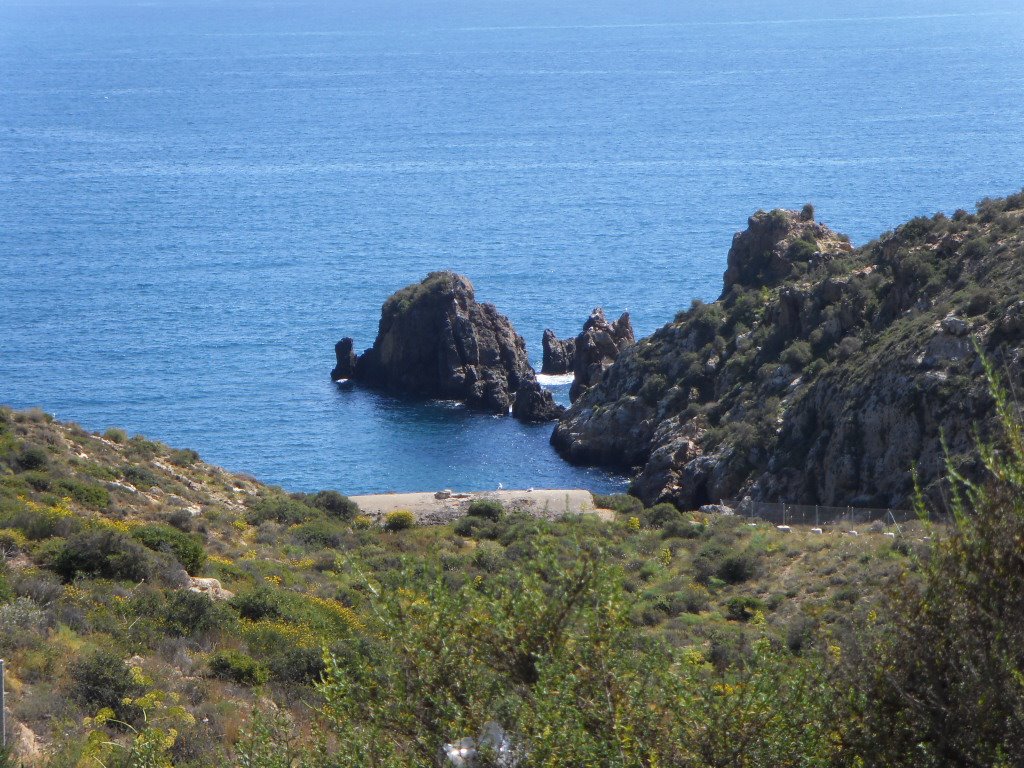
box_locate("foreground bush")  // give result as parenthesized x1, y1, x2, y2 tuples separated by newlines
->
(467, 498, 504, 520)
(382, 509, 415, 531)
(46, 529, 155, 583)
(838, 356, 1024, 765)
(132, 522, 206, 574)
(208, 649, 269, 687)
(68, 647, 144, 716)
(317, 542, 839, 767)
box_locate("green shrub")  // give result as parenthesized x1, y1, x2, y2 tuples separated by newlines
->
(467, 499, 504, 521)
(787, 236, 818, 262)
(169, 448, 200, 467)
(675, 583, 711, 614)
(246, 495, 317, 525)
(725, 595, 764, 622)
(132, 523, 206, 574)
(231, 586, 282, 622)
(593, 493, 644, 516)
(962, 237, 988, 260)
(208, 650, 268, 686)
(268, 646, 326, 684)
(0, 528, 27, 557)
(718, 550, 759, 584)
(55, 478, 110, 510)
(304, 490, 359, 521)
(780, 340, 813, 371)
(0, 598, 46, 653)
(103, 427, 128, 443)
(639, 374, 668, 405)
(291, 518, 348, 549)
(46, 529, 154, 583)
(123, 435, 160, 461)
(472, 540, 505, 572)
(383, 509, 415, 531)
(641, 503, 682, 528)
(164, 589, 230, 638)
(68, 647, 144, 713)
(0, 500, 78, 540)
(123, 464, 162, 490)
(14, 444, 49, 472)
(0, 566, 11, 605)
(662, 518, 702, 539)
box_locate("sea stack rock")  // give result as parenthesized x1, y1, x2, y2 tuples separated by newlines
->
(331, 338, 358, 380)
(334, 271, 562, 422)
(570, 308, 634, 402)
(541, 329, 576, 374)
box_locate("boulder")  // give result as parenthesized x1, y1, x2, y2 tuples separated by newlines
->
(569, 308, 635, 402)
(189, 576, 234, 600)
(335, 272, 560, 422)
(512, 378, 565, 423)
(940, 314, 969, 336)
(541, 329, 576, 374)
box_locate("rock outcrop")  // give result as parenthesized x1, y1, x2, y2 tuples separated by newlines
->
(569, 309, 634, 402)
(331, 338, 358, 380)
(334, 272, 562, 423)
(721, 206, 853, 297)
(541, 329, 576, 374)
(552, 194, 1024, 511)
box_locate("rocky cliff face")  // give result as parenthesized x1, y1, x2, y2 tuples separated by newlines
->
(334, 272, 561, 422)
(569, 308, 635, 402)
(541, 329, 576, 375)
(552, 193, 1024, 510)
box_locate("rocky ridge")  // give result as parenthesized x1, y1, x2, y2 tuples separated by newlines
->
(568, 308, 635, 402)
(552, 193, 1024, 510)
(333, 271, 561, 423)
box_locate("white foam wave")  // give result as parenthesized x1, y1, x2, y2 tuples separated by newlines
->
(536, 373, 574, 386)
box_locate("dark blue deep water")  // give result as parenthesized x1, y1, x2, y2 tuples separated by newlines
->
(2, 0, 1023, 494)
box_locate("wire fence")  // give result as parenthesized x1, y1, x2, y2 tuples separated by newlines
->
(720, 499, 924, 529)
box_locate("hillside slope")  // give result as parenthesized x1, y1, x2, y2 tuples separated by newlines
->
(0, 407, 910, 766)
(553, 192, 1024, 509)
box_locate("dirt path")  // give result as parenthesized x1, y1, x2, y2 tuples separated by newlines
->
(350, 488, 608, 526)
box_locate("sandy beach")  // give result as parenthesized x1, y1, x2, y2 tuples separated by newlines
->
(349, 488, 611, 525)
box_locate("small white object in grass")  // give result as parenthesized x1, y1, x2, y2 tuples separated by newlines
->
(810, 527, 823, 534)
(848, 530, 860, 536)
(776, 525, 791, 532)
(883, 531, 896, 538)
(747, 522, 758, 527)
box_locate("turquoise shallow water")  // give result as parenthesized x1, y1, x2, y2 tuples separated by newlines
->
(1, 0, 1023, 493)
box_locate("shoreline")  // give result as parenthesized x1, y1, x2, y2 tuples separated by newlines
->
(349, 488, 612, 525)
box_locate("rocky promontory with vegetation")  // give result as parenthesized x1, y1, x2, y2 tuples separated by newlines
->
(553, 192, 1024, 510)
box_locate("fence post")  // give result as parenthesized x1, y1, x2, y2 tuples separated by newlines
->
(1, 657, 6, 749)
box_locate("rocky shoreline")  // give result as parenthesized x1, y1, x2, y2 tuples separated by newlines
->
(334, 191, 1024, 512)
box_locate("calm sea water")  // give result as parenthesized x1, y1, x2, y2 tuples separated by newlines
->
(2, 0, 1023, 494)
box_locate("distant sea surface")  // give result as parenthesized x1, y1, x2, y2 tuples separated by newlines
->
(2, 0, 1023, 494)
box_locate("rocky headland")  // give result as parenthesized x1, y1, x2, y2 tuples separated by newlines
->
(552, 193, 1024, 510)
(333, 271, 562, 423)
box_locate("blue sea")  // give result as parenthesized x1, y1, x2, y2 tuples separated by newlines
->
(2, 0, 1023, 494)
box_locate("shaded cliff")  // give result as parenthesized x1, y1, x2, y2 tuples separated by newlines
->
(334, 271, 561, 422)
(553, 192, 1024, 509)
